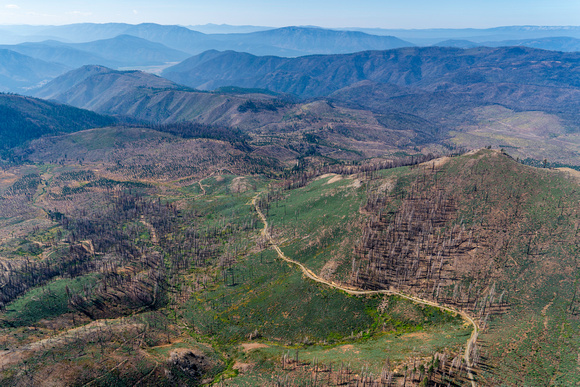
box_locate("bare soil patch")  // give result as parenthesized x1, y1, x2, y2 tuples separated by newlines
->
(316, 173, 337, 181)
(230, 177, 252, 193)
(326, 175, 343, 184)
(421, 156, 450, 169)
(241, 343, 269, 352)
(556, 167, 580, 184)
(350, 179, 362, 188)
(233, 361, 254, 373)
(319, 259, 339, 280)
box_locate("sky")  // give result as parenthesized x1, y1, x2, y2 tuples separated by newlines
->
(0, 0, 578, 28)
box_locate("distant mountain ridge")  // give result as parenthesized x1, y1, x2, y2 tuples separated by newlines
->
(485, 36, 580, 52)
(0, 23, 414, 57)
(188, 23, 273, 34)
(340, 25, 580, 45)
(66, 35, 190, 66)
(2, 23, 580, 52)
(206, 27, 413, 55)
(0, 41, 112, 68)
(435, 36, 580, 52)
(0, 35, 190, 69)
(0, 49, 68, 92)
(162, 46, 580, 97)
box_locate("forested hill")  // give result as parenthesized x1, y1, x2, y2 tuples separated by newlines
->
(0, 93, 117, 150)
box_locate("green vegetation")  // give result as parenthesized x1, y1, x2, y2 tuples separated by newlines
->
(1, 275, 98, 328)
(184, 248, 377, 345)
(0, 94, 116, 150)
(264, 175, 364, 277)
(0, 146, 577, 386)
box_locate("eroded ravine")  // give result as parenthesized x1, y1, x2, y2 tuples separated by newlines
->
(252, 192, 479, 387)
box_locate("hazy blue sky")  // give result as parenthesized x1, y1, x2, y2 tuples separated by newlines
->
(0, 0, 578, 28)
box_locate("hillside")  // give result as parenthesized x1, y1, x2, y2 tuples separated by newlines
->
(0, 49, 68, 92)
(328, 80, 580, 164)
(33, 65, 187, 112)
(0, 93, 116, 150)
(32, 66, 288, 127)
(160, 47, 580, 165)
(162, 46, 580, 97)
(0, 41, 116, 69)
(258, 149, 580, 385)
(31, 52, 580, 166)
(30, 66, 441, 156)
(0, 143, 577, 386)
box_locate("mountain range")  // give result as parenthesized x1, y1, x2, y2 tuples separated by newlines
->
(0, 24, 413, 57)
(344, 25, 580, 44)
(0, 49, 68, 92)
(0, 23, 580, 94)
(0, 35, 189, 69)
(4, 23, 580, 46)
(436, 36, 580, 52)
(161, 46, 580, 97)
(29, 44, 580, 166)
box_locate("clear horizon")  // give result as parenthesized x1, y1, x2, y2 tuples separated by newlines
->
(0, 0, 578, 29)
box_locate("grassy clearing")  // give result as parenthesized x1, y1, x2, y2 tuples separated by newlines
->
(265, 175, 365, 278)
(66, 127, 173, 151)
(232, 322, 469, 384)
(0, 274, 98, 328)
(183, 249, 377, 345)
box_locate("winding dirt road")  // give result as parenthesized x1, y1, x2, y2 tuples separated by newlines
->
(252, 193, 478, 386)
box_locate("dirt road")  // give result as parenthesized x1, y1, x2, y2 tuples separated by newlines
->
(252, 193, 478, 386)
